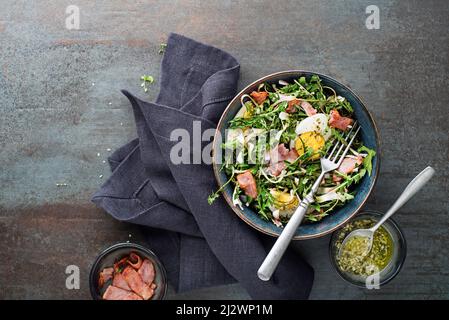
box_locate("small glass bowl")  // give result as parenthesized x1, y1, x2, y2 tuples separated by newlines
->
(89, 242, 168, 300)
(329, 210, 407, 288)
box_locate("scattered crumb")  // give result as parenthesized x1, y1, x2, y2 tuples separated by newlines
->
(102, 160, 106, 164)
(99, 175, 103, 178)
(120, 122, 123, 126)
(140, 75, 154, 93)
(97, 153, 100, 157)
(108, 102, 112, 105)
(56, 183, 68, 187)
(106, 148, 111, 152)
(158, 43, 167, 54)
(92, 82, 95, 86)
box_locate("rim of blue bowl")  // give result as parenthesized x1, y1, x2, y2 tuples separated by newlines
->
(212, 70, 381, 240)
(328, 210, 407, 288)
(89, 242, 168, 300)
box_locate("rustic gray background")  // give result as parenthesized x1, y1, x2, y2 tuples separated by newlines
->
(0, 0, 448, 299)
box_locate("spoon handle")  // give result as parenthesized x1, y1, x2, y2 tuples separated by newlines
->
(371, 166, 435, 232)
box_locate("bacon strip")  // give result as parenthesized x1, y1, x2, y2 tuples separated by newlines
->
(236, 171, 258, 198)
(138, 259, 155, 285)
(112, 272, 131, 291)
(300, 101, 317, 116)
(286, 99, 299, 113)
(269, 143, 289, 163)
(114, 257, 128, 273)
(127, 252, 143, 269)
(285, 148, 299, 163)
(267, 144, 298, 177)
(102, 285, 143, 300)
(333, 156, 363, 182)
(122, 266, 154, 300)
(98, 267, 114, 288)
(250, 91, 268, 105)
(286, 99, 317, 116)
(267, 162, 286, 177)
(329, 109, 353, 131)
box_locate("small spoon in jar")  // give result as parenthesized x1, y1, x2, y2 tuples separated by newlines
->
(338, 166, 435, 258)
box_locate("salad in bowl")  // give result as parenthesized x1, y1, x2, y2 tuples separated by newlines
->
(211, 71, 379, 239)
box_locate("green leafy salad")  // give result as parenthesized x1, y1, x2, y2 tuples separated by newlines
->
(209, 75, 375, 226)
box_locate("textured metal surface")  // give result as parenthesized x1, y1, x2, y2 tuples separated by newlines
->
(0, 0, 448, 299)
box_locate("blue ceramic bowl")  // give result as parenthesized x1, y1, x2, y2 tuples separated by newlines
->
(212, 70, 380, 240)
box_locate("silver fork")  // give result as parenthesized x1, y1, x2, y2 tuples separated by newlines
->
(257, 122, 361, 281)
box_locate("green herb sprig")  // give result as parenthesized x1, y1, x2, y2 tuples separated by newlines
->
(140, 75, 154, 93)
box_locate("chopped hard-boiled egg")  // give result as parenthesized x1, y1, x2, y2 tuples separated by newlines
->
(295, 113, 331, 141)
(270, 189, 299, 218)
(295, 131, 325, 160)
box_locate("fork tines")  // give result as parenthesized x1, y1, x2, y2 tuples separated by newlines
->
(326, 121, 361, 165)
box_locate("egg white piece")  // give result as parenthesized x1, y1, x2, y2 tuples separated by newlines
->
(269, 189, 300, 219)
(295, 113, 331, 140)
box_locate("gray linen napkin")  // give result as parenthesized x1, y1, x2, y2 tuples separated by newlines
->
(92, 33, 314, 299)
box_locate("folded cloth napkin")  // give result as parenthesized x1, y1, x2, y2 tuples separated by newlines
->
(92, 33, 314, 299)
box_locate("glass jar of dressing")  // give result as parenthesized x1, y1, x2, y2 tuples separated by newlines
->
(329, 210, 407, 288)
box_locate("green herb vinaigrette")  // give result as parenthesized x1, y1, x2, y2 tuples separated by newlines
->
(335, 219, 393, 276)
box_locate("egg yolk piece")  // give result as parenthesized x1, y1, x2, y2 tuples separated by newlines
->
(295, 131, 325, 160)
(270, 190, 299, 211)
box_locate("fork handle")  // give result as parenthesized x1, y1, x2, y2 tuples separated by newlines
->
(257, 171, 326, 281)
